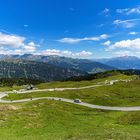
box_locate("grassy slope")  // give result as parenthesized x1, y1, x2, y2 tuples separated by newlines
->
(0, 100, 139, 140)
(0, 74, 140, 139)
(0, 74, 132, 92)
(36, 74, 135, 89)
(0, 86, 23, 92)
(5, 75, 140, 107)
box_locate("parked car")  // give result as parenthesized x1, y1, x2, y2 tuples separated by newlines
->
(74, 99, 81, 103)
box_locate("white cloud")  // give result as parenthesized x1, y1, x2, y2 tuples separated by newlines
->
(14, 49, 23, 54)
(74, 51, 93, 57)
(40, 49, 93, 58)
(23, 41, 40, 53)
(24, 44, 36, 52)
(0, 32, 25, 48)
(0, 48, 93, 58)
(102, 40, 111, 46)
(114, 50, 133, 57)
(0, 32, 40, 55)
(41, 49, 60, 56)
(100, 8, 110, 15)
(116, 6, 140, 15)
(108, 38, 140, 50)
(58, 34, 109, 44)
(58, 38, 81, 44)
(0, 32, 93, 58)
(113, 19, 140, 28)
(128, 31, 138, 35)
(0, 47, 36, 55)
(0, 32, 94, 58)
(0, 49, 23, 55)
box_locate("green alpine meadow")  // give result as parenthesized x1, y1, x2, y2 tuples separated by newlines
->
(0, 71, 139, 139)
(0, 0, 140, 139)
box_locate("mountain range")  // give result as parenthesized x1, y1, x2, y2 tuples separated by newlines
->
(0, 59, 86, 81)
(0, 54, 139, 81)
(96, 56, 140, 70)
(0, 54, 115, 73)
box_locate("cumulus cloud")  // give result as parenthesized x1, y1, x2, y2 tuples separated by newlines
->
(23, 42, 39, 52)
(0, 32, 93, 58)
(58, 34, 109, 44)
(113, 19, 140, 28)
(116, 6, 140, 15)
(74, 51, 93, 57)
(108, 38, 140, 50)
(0, 49, 24, 55)
(0, 48, 36, 55)
(128, 31, 138, 35)
(102, 40, 111, 46)
(114, 50, 133, 57)
(0, 31, 95, 58)
(40, 49, 93, 58)
(0, 32, 25, 48)
(24, 45, 36, 52)
(0, 32, 40, 55)
(0, 49, 92, 58)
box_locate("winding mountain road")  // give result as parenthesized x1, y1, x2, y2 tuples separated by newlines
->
(0, 95, 140, 111)
(14, 82, 112, 94)
(0, 79, 140, 111)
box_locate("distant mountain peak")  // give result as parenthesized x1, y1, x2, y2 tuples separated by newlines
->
(96, 56, 140, 70)
(115, 56, 139, 59)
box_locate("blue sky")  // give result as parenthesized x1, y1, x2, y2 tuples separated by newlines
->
(0, 0, 140, 58)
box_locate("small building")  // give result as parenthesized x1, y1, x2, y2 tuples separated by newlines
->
(25, 84, 36, 90)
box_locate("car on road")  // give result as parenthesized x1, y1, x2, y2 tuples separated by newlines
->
(74, 99, 81, 103)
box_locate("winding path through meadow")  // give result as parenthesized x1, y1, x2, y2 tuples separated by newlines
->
(0, 79, 140, 111)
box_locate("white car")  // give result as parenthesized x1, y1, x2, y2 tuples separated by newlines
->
(74, 99, 81, 103)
